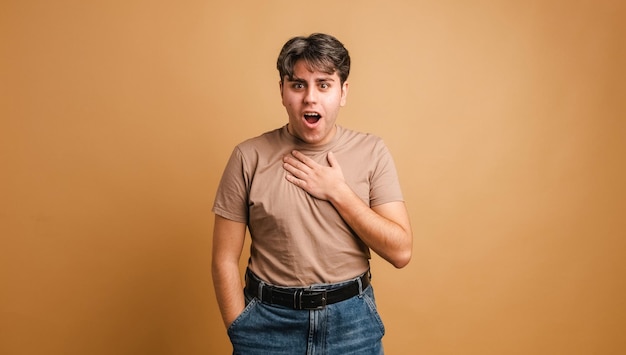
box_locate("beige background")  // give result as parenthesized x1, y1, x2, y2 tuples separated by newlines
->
(1, 0, 625, 354)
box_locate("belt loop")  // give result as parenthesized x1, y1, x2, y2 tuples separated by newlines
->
(257, 279, 265, 300)
(248, 269, 265, 300)
(294, 289, 303, 310)
(357, 274, 364, 295)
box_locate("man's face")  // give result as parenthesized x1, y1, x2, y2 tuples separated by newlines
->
(280, 60, 348, 146)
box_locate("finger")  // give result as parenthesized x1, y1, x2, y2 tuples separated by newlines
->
(283, 155, 310, 175)
(283, 161, 302, 178)
(285, 173, 309, 190)
(291, 150, 315, 166)
(327, 151, 338, 167)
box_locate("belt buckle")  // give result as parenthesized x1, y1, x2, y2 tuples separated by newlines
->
(296, 289, 327, 310)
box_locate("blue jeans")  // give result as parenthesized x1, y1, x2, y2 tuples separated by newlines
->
(227, 273, 385, 355)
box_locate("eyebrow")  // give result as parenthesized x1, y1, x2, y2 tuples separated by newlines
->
(288, 75, 336, 83)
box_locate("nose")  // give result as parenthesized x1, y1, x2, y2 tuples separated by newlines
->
(304, 87, 317, 104)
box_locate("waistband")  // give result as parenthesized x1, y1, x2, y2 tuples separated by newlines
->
(244, 269, 371, 310)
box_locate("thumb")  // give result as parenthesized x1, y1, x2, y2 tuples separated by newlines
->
(327, 151, 338, 167)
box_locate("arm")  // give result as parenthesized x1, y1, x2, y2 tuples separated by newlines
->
(331, 189, 412, 268)
(282, 150, 412, 268)
(211, 214, 247, 328)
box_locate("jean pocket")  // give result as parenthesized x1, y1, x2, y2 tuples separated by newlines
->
(362, 288, 386, 336)
(227, 297, 259, 335)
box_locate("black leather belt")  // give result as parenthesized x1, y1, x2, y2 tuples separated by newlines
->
(245, 269, 371, 310)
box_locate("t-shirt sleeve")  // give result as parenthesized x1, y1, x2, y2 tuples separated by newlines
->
(369, 139, 404, 207)
(212, 146, 249, 223)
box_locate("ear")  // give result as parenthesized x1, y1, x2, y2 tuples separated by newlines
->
(340, 81, 349, 107)
(279, 80, 285, 106)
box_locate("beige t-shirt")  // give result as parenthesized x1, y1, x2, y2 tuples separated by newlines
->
(213, 125, 403, 286)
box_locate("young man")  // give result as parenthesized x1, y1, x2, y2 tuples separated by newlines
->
(212, 33, 412, 354)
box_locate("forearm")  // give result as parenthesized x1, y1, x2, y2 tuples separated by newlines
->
(329, 184, 412, 268)
(212, 258, 245, 329)
(211, 215, 247, 329)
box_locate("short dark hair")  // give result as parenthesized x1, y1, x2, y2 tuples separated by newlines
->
(277, 33, 351, 84)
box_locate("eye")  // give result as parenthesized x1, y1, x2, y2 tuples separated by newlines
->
(320, 83, 329, 89)
(292, 83, 304, 89)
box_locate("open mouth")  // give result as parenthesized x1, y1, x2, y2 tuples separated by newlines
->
(304, 112, 321, 124)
